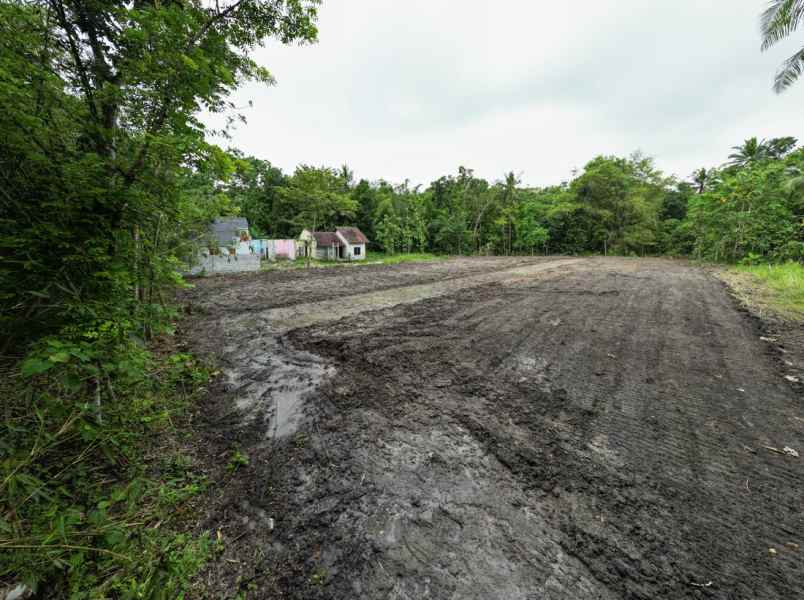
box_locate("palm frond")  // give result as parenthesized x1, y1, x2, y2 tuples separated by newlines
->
(773, 46, 804, 92)
(760, 0, 804, 50)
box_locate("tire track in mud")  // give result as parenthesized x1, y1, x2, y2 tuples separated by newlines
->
(191, 258, 576, 443)
(187, 257, 803, 600)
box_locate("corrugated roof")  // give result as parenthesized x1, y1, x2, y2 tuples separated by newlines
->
(312, 231, 341, 246)
(336, 226, 369, 244)
(211, 217, 249, 245)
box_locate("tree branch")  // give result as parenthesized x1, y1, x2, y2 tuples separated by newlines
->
(48, 0, 98, 122)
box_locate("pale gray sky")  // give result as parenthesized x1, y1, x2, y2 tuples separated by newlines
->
(205, 1, 804, 186)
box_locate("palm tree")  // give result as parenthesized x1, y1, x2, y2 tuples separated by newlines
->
(765, 136, 798, 158)
(691, 168, 711, 194)
(761, 0, 804, 92)
(727, 137, 767, 167)
(338, 164, 354, 192)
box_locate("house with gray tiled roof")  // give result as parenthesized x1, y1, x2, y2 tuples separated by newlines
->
(188, 217, 260, 275)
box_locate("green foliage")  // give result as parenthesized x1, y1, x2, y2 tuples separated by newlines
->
(227, 449, 250, 473)
(225, 155, 288, 238)
(733, 261, 804, 318)
(760, 0, 804, 92)
(224, 139, 802, 266)
(372, 252, 445, 265)
(1, 346, 213, 597)
(278, 165, 357, 235)
(0, 1, 319, 596)
(0, 0, 319, 343)
(687, 149, 804, 262)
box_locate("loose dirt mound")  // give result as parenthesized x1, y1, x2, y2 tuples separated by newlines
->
(183, 257, 803, 599)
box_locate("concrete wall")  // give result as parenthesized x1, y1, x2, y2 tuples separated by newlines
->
(188, 253, 261, 276)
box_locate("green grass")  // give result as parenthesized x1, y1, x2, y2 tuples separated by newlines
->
(0, 347, 214, 598)
(732, 261, 804, 320)
(260, 252, 446, 270)
(369, 252, 446, 265)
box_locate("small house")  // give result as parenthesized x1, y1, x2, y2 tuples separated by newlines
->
(210, 217, 252, 256)
(298, 227, 369, 260)
(188, 217, 260, 275)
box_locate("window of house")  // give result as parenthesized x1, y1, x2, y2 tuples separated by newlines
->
(354, 246, 361, 256)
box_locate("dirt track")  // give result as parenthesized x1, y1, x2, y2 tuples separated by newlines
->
(182, 257, 803, 599)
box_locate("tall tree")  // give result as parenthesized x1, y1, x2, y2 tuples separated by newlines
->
(692, 168, 712, 194)
(728, 137, 767, 167)
(278, 165, 357, 264)
(0, 0, 319, 340)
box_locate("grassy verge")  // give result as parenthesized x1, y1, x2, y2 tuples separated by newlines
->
(260, 252, 446, 270)
(370, 252, 446, 265)
(725, 261, 804, 321)
(0, 338, 215, 598)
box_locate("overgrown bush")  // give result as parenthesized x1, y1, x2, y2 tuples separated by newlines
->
(1, 335, 214, 597)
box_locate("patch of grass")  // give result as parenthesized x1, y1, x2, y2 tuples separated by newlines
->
(369, 252, 447, 265)
(260, 252, 447, 270)
(227, 448, 250, 473)
(729, 261, 804, 321)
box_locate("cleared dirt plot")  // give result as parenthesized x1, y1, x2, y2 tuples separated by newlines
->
(182, 257, 803, 600)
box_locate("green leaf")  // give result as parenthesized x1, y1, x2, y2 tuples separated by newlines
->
(48, 351, 71, 364)
(21, 358, 54, 377)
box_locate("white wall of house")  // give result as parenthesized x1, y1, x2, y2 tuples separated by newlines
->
(347, 243, 366, 259)
(335, 231, 366, 260)
(298, 229, 366, 260)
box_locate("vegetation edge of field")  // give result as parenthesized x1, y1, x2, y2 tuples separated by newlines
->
(724, 261, 804, 322)
(0, 337, 220, 598)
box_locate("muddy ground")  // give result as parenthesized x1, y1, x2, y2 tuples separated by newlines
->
(181, 257, 803, 600)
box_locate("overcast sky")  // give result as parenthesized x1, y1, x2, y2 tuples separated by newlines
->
(205, 0, 804, 187)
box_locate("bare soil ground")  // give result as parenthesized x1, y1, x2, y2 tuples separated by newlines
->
(181, 257, 803, 600)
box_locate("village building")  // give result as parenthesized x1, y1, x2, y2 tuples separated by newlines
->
(188, 217, 261, 275)
(261, 239, 298, 260)
(298, 227, 369, 260)
(206, 218, 299, 261)
(210, 217, 252, 255)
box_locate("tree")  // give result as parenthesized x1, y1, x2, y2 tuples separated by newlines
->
(498, 171, 520, 255)
(572, 156, 633, 254)
(278, 166, 356, 264)
(687, 150, 804, 262)
(761, 0, 804, 92)
(226, 156, 287, 237)
(692, 168, 712, 194)
(515, 198, 549, 255)
(728, 137, 767, 167)
(1, 0, 319, 341)
(766, 136, 798, 158)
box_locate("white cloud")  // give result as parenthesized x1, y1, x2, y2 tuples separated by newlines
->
(205, 0, 804, 186)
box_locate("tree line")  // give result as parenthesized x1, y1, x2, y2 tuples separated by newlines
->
(218, 136, 803, 264)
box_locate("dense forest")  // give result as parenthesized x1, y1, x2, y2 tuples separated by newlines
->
(1, 0, 802, 596)
(222, 136, 804, 263)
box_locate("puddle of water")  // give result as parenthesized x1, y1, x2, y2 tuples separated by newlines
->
(269, 357, 334, 438)
(219, 322, 333, 439)
(217, 259, 577, 439)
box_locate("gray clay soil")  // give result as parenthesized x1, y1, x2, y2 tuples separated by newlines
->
(180, 257, 803, 599)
